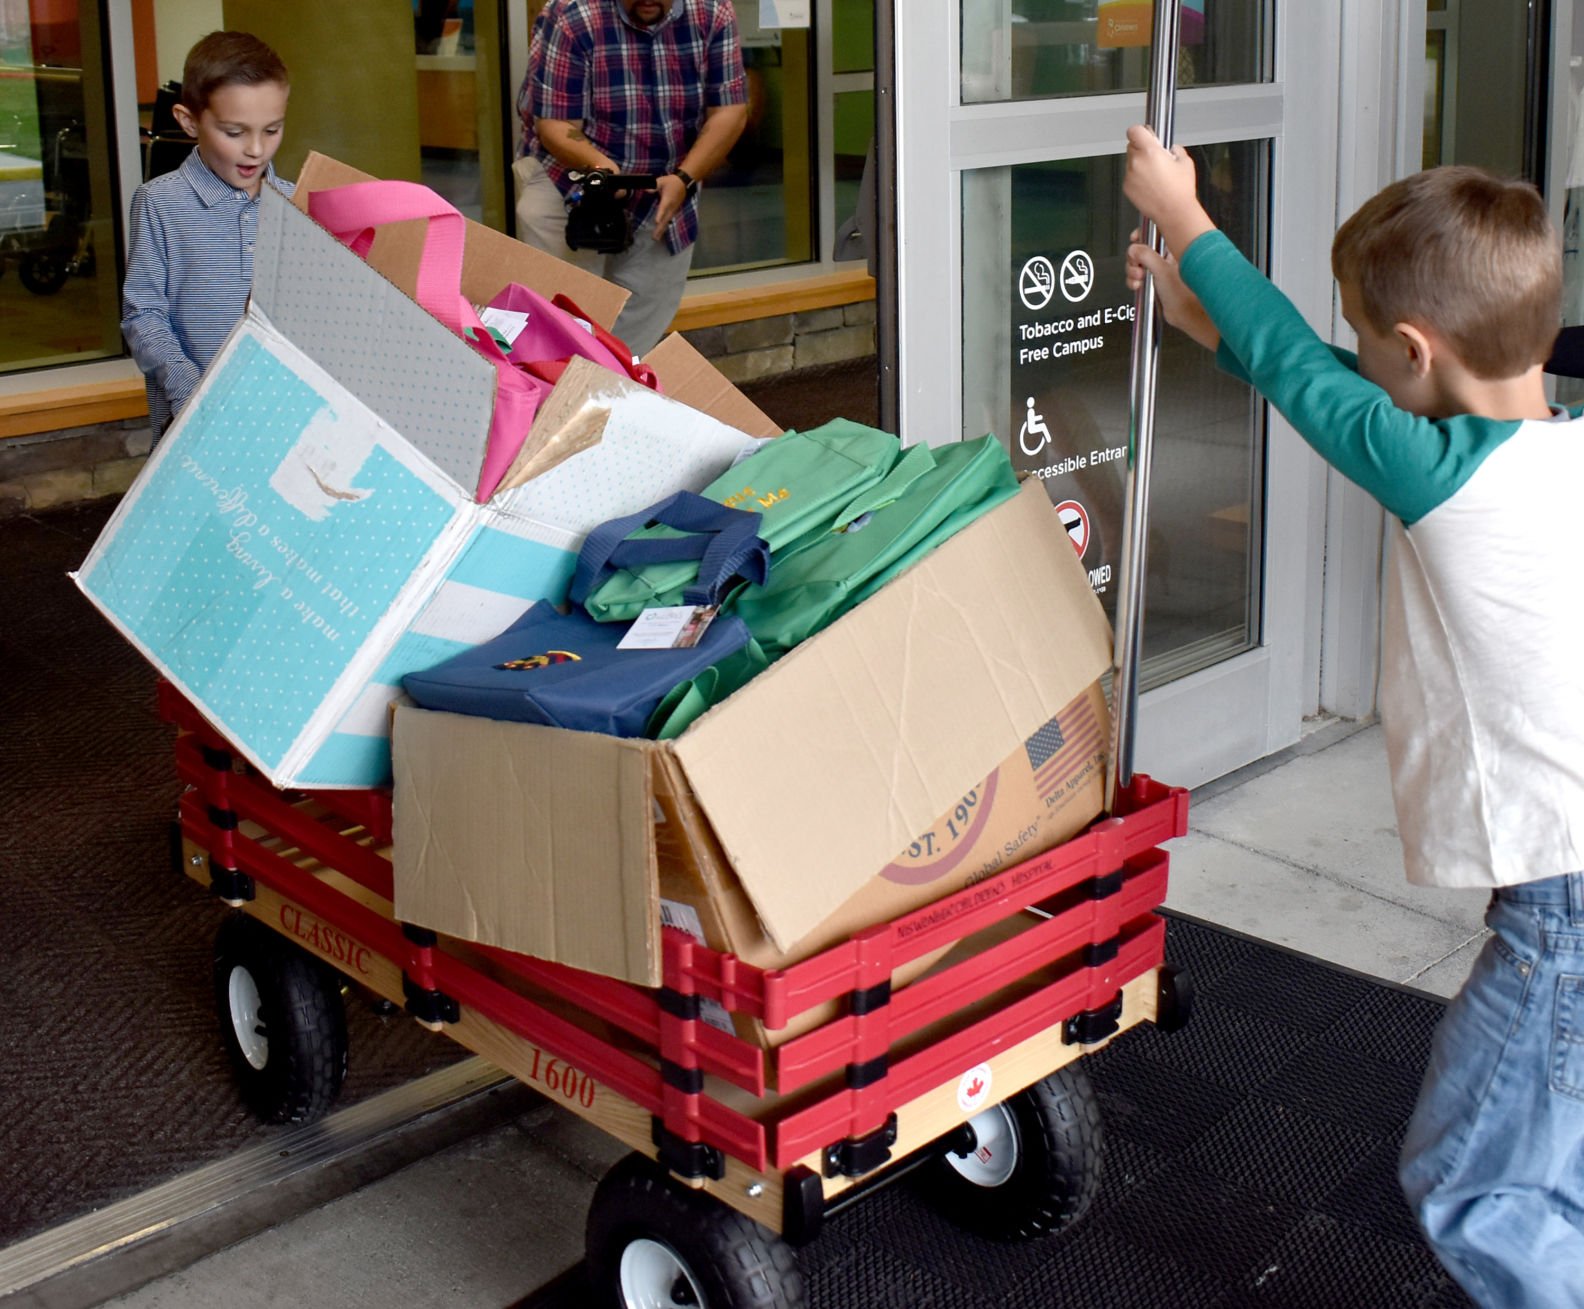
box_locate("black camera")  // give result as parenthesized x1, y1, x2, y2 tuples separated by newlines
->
(564, 169, 658, 254)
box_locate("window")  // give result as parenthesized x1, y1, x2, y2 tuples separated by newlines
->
(960, 0, 1266, 105)
(961, 141, 1269, 684)
(0, 3, 122, 376)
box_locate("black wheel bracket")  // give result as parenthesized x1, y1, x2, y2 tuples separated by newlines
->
(401, 974, 459, 1025)
(209, 859, 255, 903)
(1062, 991, 1124, 1046)
(651, 1117, 726, 1181)
(822, 1113, 898, 1179)
(1156, 962, 1195, 1033)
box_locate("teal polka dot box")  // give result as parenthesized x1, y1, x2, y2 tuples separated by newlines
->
(73, 170, 768, 790)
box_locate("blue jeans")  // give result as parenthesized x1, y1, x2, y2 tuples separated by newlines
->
(1400, 873, 1584, 1308)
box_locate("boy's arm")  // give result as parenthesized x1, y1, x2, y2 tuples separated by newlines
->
(1119, 129, 1219, 350)
(1181, 231, 1484, 525)
(1125, 239, 1219, 350)
(1212, 337, 1360, 386)
(1123, 124, 1485, 525)
(120, 188, 201, 416)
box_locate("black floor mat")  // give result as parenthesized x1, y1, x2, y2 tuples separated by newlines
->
(0, 501, 468, 1250)
(521, 916, 1473, 1309)
(0, 360, 881, 1251)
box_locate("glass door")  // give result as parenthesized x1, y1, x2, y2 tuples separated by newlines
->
(0, 3, 122, 374)
(893, 0, 1344, 786)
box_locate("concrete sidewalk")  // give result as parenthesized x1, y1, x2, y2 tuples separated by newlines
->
(7, 718, 1485, 1309)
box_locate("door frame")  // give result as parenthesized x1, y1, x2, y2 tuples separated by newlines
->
(885, 0, 1405, 787)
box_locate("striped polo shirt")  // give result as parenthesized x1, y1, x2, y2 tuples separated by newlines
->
(121, 149, 294, 437)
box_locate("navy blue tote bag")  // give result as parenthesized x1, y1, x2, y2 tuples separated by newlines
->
(400, 601, 759, 736)
(402, 493, 769, 737)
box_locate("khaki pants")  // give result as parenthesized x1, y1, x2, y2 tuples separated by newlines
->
(513, 156, 695, 357)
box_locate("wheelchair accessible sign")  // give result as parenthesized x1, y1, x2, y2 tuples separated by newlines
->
(1009, 248, 1134, 601)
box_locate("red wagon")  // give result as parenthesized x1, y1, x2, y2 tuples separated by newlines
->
(163, 682, 1192, 1308)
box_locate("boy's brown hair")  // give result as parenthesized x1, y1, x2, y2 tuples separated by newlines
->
(179, 31, 289, 116)
(1331, 166, 1560, 380)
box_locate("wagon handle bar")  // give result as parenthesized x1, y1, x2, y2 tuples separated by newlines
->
(1108, 0, 1182, 810)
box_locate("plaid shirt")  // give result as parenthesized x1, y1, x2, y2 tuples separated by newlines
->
(518, 0, 746, 253)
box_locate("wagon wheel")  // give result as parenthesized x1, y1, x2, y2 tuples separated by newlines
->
(213, 912, 349, 1124)
(925, 1062, 1103, 1240)
(19, 249, 67, 294)
(586, 1154, 806, 1309)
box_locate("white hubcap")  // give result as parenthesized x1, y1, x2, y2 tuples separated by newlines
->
(619, 1237, 705, 1308)
(947, 1102, 1020, 1187)
(227, 965, 269, 1071)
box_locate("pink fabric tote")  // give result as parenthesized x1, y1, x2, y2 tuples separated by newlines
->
(307, 180, 657, 503)
(488, 283, 661, 393)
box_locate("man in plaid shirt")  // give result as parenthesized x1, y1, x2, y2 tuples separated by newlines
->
(514, 0, 748, 354)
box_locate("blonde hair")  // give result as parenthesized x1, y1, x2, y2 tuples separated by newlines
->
(1331, 166, 1560, 379)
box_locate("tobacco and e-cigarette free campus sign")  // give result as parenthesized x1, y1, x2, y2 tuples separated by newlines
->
(1009, 247, 1134, 609)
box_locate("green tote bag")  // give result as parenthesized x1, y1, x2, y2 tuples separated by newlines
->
(582, 419, 901, 622)
(727, 434, 1020, 660)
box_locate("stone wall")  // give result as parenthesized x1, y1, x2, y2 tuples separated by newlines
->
(0, 297, 878, 519)
(0, 421, 151, 519)
(682, 299, 876, 385)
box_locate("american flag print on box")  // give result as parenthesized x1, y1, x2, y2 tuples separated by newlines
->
(880, 682, 1109, 889)
(1028, 687, 1106, 807)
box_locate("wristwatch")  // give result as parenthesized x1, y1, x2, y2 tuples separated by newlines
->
(671, 167, 699, 199)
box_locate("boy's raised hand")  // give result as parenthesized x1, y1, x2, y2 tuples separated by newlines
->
(1123, 124, 1215, 260)
(1126, 233, 1220, 351)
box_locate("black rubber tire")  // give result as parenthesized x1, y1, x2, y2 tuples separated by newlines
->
(924, 1062, 1103, 1241)
(213, 912, 349, 1124)
(19, 250, 67, 294)
(586, 1154, 806, 1309)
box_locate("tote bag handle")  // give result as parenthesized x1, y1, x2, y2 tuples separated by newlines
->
(308, 180, 550, 502)
(307, 180, 486, 340)
(569, 492, 769, 610)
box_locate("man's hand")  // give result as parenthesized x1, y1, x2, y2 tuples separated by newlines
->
(652, 103, 748, 240)
(1123, 125, 1215, 260)
(651, 173, 689, 240)
(1126, 235, 1219, 351)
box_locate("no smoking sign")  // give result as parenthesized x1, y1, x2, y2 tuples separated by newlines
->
(1055, 499, 1089, 557)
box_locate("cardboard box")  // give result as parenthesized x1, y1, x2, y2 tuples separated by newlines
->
(392, 477, 1114, 994)
(283, 154, 779, 440)
(878, 678, 1109, 891)
(648, 678, 1109, 1046)
(73, 154, 777, 790)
